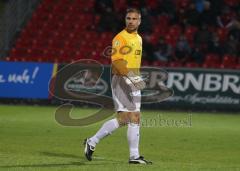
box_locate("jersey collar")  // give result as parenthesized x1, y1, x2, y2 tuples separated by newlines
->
(124, 28, 138, 35)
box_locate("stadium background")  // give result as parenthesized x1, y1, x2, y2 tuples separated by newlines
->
(0, 0, 240, 170)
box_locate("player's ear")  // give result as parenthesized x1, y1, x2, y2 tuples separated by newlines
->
(139, 19, 141, 25)
(138, 16, 141, 25)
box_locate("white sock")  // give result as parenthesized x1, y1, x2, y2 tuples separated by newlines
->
(127, 123, 140, 159)
(89, 118, 119, 147)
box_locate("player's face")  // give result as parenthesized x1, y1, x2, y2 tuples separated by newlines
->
(125, 12, 141, 33)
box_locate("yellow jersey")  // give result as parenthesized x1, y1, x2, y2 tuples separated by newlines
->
(111, 29, 142, 75)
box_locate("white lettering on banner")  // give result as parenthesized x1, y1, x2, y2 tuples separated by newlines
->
(204, 74, 222, 91)
(167, 73, 209, 91)
(167, 72, 185, 91)
(8, 69, 30, 83)
(185, 73, 203, 91)
(165, 72, 240, 94)
(0, 75, 6, 83)
(148, 71, 167, 88)
(222, 75, 240, 93)
(168, 93, 239, 104)
(0, 67, 39, 84)
(149, 72, 159, 88)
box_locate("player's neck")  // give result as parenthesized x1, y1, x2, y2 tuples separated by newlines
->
(125, 28, 138, 34)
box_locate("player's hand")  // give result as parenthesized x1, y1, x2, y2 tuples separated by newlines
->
(124, 71, 146, 90)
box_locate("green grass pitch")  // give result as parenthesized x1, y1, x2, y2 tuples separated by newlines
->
(0, 105, 240, 171)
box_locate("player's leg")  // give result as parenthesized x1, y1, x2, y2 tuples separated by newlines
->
(127, 111, 140, 159)
(127, 112, 152, 164)
(84, 111, 132, 161)
(115, 75, 152, 164)
(116, 111, 140, 159)
(84, 118, 120, 161)
(88, 118, 120, 146)
(84, 75, 122, 161)
(87, 110, 132, 147)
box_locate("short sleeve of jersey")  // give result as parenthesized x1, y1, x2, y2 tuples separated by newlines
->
(111, 35, 126, 61)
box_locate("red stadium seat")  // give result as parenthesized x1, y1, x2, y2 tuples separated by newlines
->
(202, 62, 221, 68)
(10, 48, 28, 58)
(25, 48, 44, 60)
(224, 0, 239, 7)
(235, 63, 240, 69)
(221, 55, 237, 69)
(202, 53, 222, 68)
(153, 24, 168, 37)
(169, 61, 182, 67)
(204, 53, 221, 64)
(185, 62, 200, 68)
(152, 61, 168, 67)
(176, 0, 190, 9)
(217, 28, 228, 42)
(185, 26, 198, 45)
(142, 60, 150, 66)
(10, 0, 239, 67)
(43, 48, 61, 61)
(149, 33, 159, 45)
(114, 0, 126, 12)
(168, 25, 182, 38)
(99, 58, 111, 65)
(15, 39, 33, 49)
(156, 15, 170, 27)
(165, 34, 178, 47)
(146, 0, 158, 10)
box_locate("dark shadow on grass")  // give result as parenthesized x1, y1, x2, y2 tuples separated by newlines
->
(40, 151, 82, 159)
(0, 162, 86, 169)
(0, 161, 126, 169)
(0, 151, 127, 169)
(40, 151, 126, 164)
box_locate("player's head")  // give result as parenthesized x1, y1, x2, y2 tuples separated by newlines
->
(125, 8, 141, 33)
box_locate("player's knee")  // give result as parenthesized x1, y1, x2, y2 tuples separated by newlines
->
(129, 112, 140, 124)
(116, 112, 130, 126)
(116, 112, 140, 126)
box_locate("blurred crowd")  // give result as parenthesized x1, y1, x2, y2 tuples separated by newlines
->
(94, 0, 240, 65)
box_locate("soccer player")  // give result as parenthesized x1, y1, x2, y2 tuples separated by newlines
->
(84, 8, 152, 164)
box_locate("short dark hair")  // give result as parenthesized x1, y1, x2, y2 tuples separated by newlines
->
(126, 8, 141, 16)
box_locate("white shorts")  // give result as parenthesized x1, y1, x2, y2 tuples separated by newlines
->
(111, 75, 141, 112)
